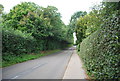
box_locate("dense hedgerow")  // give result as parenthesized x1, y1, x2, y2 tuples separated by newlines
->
(2, 27, 69, 61)
(79, 13, 120, 80)
(2, 27, 36, 56)
(1, 2, 73, 63)
(75, 2, 120, 80)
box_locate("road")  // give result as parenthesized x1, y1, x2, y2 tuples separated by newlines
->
(2, 47, 74, 79)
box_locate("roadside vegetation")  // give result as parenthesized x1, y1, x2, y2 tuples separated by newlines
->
(69, 2, 120, 80)
(0, 2, 73, 67)
(1, 1, 120, 80)
(2, 49, 61, 67)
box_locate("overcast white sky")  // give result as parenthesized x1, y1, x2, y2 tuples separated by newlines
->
(0, 0, 103, 25)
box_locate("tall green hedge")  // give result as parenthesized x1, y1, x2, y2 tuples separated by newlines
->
(1, 2, 72, 65)
(2, 27, 69, 61)
(2, 28, 36, 56)
(79, 13, 120, 80)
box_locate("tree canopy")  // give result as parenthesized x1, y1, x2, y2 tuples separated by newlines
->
(2, 2, 73, 62)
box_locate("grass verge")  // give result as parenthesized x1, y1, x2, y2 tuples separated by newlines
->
(2, 49, 61, 68)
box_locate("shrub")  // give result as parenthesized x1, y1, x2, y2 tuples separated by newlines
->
(2, 27, 70, 61)
(79, 13, 120, 80)
(2, 27, 37, 56)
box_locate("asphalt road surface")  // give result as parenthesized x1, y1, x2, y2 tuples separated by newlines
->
(2, 47, 75, 79)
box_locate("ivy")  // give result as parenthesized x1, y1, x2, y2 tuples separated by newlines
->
(77, 2, 120, 80)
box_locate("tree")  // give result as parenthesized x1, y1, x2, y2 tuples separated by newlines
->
(69, 11, 87, 30)
(2, 2, 39, 32)
(0, 4, 4, 15)
(2, 1, 73, 59)
(68, 11, 87, 43)
(2, 2, 72, 43)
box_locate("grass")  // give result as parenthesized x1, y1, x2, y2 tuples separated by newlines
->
(1, 49, 61, 67)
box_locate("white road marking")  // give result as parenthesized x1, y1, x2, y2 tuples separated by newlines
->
(32, 64, 42, 69)
(11, 76, 19, 79)
(10, 63, 47, 79)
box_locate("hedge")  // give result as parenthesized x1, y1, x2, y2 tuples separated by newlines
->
(2, 27, 69, 61)
(78, 13, 120, 80)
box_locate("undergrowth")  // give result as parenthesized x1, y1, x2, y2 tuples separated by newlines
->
(2, 49, 61, 67)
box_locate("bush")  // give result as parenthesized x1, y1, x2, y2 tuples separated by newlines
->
(2, 27, 70, 61)
(1, 2, 73, 67)
(2, 27, 37, 56)
(79, 14, 120, 80)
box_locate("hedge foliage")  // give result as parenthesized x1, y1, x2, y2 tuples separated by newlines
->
(2, 27, 69, 61)
(78, 7, 120, 81)
(1, 2, 73, 62)
(2, 27, 36, 56)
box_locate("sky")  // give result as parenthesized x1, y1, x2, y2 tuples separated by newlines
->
(0, 0, 103, 25)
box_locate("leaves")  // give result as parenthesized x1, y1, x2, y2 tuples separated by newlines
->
(76, 2, 120, 80)
(2, 2, 73, 63)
